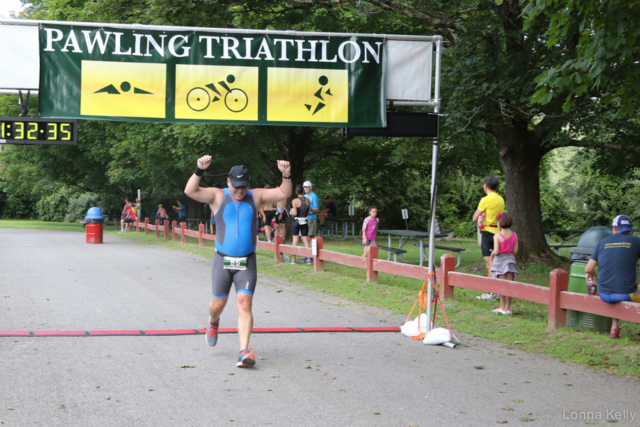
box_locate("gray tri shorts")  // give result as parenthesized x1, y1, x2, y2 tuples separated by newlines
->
(307, 218, 318, 236)
(211, 251, 257, 298)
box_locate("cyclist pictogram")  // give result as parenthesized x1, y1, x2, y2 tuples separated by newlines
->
(187, 74, 248, 113)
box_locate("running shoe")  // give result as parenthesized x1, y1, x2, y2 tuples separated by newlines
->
(289, 259, 296, 265)
(305, 259, 313, 265)
(476, 293, 499, 300)
(300, 257, 308, 262)
(610, 328, 620, 339)
(206, 317, 219, 346)
(500, 309, 513, 315)
(491, 307, 504, 314)
(237, 347, 255, 368)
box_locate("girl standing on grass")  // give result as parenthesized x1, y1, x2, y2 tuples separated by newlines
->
(490, 212, 519, 315)
(362, 207, 379, 257)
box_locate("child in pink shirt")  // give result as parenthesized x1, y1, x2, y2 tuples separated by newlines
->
(490, 212, 519, 315)
(362, 207, 379, 257)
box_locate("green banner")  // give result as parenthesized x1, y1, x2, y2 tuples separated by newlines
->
(38, 24, 386, 127)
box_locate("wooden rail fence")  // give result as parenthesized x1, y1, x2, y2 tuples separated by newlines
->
(135, 219, 640, 330)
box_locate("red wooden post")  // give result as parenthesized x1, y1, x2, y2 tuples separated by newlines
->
(440, 253, 456, 300)
(144, 218, 149, 235)
(180, 222, 187, 243)
(198, 224, 205, 246)
(314, 237, 324, 272)
(172, 220, 177, 241)
(155, 219, 160, 238)
(548, 268, 569, 329)
(274, 235, 283, 262)
(366, 243, 378, 282)
(164, 220, 169, 240)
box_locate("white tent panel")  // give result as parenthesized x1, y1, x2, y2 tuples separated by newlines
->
(386, 41, 432, 102)
(0, 24, 39, 90)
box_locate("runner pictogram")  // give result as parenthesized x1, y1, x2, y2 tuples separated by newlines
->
(305, 75, 333, 115)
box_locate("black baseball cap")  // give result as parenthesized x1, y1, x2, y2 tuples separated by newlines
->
(229, 165, 250, 187)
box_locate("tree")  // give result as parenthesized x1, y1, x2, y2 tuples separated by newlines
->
(274, 0, 640, 266)
(525, 0, 640, 117)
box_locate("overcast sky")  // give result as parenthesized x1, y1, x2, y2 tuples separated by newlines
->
(0, 0, 26, 19)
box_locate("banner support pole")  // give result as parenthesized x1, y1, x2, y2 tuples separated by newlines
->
(425, 36, 442, 334)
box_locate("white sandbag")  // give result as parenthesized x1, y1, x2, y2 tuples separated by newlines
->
(400, 314, 432, 337)
(422, 327, 460, 345)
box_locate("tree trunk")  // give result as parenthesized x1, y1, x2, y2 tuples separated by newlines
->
(287, 127, 313, 190)
(495, 126, 565, 267)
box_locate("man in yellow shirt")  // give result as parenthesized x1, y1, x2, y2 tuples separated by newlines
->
(473, 176, 505, 299)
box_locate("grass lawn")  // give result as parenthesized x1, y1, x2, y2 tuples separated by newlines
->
(2, 220, 639, 378)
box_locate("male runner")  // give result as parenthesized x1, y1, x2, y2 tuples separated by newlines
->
(185, 156, 291, 367)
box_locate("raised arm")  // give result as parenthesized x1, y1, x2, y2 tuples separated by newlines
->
(184, 155, 221, 205)
(253, 160, 292, 206)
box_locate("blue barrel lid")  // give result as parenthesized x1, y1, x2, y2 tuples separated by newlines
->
(85, 207, 104, 220)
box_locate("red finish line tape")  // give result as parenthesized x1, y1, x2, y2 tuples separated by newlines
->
(0, 326, 400, 337)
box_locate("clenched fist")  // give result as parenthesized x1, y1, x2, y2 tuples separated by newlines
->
(197, 155, 212, 170)
(277, 160, 291, 176)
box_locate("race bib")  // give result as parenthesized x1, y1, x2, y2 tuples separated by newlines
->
(223, 256, 247, 270)
(296, 217, 308, 225)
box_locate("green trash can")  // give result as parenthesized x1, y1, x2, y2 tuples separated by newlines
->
(566, 227, 613, 333)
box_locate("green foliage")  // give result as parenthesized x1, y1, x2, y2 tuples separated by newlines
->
(64, 192, 101, 222)
(526, 0, 640, 117)
(34, 185, 79, 221)
(0, 191, 35, 219)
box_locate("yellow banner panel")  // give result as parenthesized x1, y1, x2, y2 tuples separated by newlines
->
(267, 68, 348, 123)
(175, 65, 259, 121)
(80, 61, 166, 118)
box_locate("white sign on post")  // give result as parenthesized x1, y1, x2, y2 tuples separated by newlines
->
(349, 205, 355, 216)
(401, 209, 409, 220)
(312, 238, 318, 256)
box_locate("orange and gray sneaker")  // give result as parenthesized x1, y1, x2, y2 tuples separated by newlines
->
(237, 347, 256, 368)
(206, 317, 219, 346)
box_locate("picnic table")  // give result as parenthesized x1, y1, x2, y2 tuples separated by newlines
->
(544, 228, 640, 255)
(543, 229, 585, 255)
(377, 229, 449, 267)
(325, 218, 360, 240)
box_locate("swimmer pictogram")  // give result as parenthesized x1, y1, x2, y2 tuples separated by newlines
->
(187, 74, 248, 113)
(304, 75, 333, 115)
(95, 81, 153, 95)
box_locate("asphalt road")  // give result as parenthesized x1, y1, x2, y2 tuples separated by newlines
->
(1, 229, 638, 426)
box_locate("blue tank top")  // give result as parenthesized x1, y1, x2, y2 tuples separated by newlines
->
(214, 189, 258, 256)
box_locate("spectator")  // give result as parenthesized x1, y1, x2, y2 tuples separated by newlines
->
(362, 206, 379, 257)
(473, 176, 505, 300)
(156, 204, 168, 221)
(274, 197, 288, 243)
(585, 215, 640, 339)
(261, 184, 276, 243)
(318, 195, 338, 225)
(120, 203, 136, 233)
(120, 198, 130, 232)
(301, 181, 319, 263)
(289, 184, 312, 264)
(120, 200, 131, 233)
(135, 197, 141, 221)
(173, 200, 186, 222)
(490, 213, 519, 315)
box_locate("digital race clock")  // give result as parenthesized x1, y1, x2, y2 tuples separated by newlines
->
(0, 118, 77, 146)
